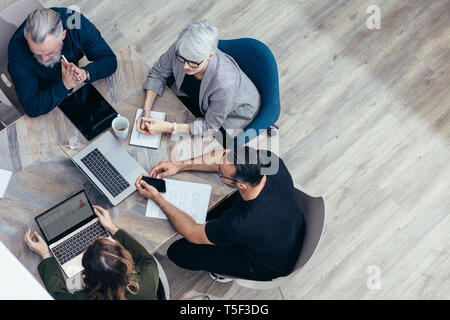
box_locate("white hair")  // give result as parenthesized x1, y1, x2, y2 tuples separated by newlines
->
(24, 9, 64, 43)
(176, 20, 218, 62)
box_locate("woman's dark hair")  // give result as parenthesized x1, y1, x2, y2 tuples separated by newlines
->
(81, 237, 139, 300)
(226, 146, 269, 187)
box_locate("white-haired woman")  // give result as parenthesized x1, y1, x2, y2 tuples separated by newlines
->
(136, 20, 260, 142)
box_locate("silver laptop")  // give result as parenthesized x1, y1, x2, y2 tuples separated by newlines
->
(68, 131, 146, 206)
(35, 190, 111, 278)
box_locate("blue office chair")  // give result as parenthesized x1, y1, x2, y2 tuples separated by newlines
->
(218, 38, 280, 148)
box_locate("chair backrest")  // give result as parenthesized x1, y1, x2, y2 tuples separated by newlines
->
(218, 38, 280, 146)
(0, 0, 44, 114)
(154, 255, 170, 300)
(291, 186, 325, 271)
(235, 185, 325, 290)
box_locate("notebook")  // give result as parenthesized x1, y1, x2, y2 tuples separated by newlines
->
(129, 109, 166, 149)
(145, 178, 211, 224)
(0, 168, 13, 198)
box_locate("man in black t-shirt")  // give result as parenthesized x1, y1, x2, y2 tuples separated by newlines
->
(135, 147, 305, 281)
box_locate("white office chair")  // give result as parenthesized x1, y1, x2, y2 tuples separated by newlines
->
(204, 184, 326, 300)
(155, 255, 171, 300)
(0, 0, 44, 115)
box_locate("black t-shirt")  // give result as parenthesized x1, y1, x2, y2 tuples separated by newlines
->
(180, 75, 202, 117)
(205, 153, 305, 277)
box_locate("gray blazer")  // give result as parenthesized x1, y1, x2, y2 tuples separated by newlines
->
(144, 42, 260, 137)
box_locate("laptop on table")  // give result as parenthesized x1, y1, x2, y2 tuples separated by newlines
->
(35, 190, 111, 278)
(68, 131, 147, 206)
(58, 83, 147, 206)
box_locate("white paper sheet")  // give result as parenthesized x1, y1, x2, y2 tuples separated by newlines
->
(0, 168, 13, 198)
(129, 109, 166, 149)
(0, 242, 53, 300)
(146, 178, 211, 224)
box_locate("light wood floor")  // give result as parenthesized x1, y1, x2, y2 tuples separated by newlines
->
(2, 0, 448, 299)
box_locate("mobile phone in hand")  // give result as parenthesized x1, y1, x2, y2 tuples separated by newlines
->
(141, 176, 166, 193)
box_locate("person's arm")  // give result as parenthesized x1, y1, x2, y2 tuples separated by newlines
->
(143, 89, 157, 115)
(92, 206, 156, 269)
(137, 42, 177, 134)
(144, 81, 237, 136)
(149, 149, 226, 179)
(141, 117, 190, 135)
(38, 257, 80, 300)
(135, 177, 213, 245)
(157, 196, 212, 245)
(25, 229, 76, 300)
(136, 89, 158, 134)
(8, 62, 73, 117)
(77, 12, 117, 82)
(143, 42, 177, 97)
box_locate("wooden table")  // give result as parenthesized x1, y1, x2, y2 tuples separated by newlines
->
(0, 46, 234, 284)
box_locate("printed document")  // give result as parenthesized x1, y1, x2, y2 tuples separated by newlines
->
(146, 179, 211, 224)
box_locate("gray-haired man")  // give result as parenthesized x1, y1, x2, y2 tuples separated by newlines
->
(8, 7, 117, 117)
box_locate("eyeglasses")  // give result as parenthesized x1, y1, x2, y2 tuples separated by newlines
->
(175, 51, 203, 68)
(35, 41, 63, 59)
(218, 164, 239, 183)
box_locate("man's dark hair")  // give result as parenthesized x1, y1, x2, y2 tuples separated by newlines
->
(226, 146, 269, 187)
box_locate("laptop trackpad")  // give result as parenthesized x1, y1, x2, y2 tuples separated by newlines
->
(105, 148, 137, 176)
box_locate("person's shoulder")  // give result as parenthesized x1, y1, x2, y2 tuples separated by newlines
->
(212, 50, 240, 85)
(210, 201, 247, 225)
(8, 24, 32, 65)
(51, 7, 89, 31)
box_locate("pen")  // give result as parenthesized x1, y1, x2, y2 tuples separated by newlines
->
(62, 54, 81, 81)
(139, 109, 146, 139)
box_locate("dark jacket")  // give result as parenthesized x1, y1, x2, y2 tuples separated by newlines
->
(8, 7, 117, 117)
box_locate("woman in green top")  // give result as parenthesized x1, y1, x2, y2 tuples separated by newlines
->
(24, 205, 160, 300)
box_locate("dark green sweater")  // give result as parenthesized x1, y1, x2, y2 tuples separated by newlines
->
(38, 229, 159, 300)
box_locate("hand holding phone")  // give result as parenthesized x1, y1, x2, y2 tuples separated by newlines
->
(141, 176, 166, 193)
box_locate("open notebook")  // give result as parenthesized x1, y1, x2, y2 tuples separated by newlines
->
(129, 109, 166, 149)
(146, 179, 212, 224)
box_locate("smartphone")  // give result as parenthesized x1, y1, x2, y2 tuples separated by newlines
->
(141, 176, 166, 193)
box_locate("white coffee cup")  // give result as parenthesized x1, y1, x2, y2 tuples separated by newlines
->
(112, 114, 129, 140)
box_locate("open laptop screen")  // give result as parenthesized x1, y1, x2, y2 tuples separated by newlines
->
(35, 191, 96, 244)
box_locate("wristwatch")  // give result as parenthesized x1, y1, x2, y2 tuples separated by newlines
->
(84, 70, 90, 83)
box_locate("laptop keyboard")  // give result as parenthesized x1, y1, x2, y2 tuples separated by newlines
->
(52, 221, 109, 265)
(81, 148, 130, 197)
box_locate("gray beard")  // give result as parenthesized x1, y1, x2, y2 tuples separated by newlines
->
(34, 50, 62, 68)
